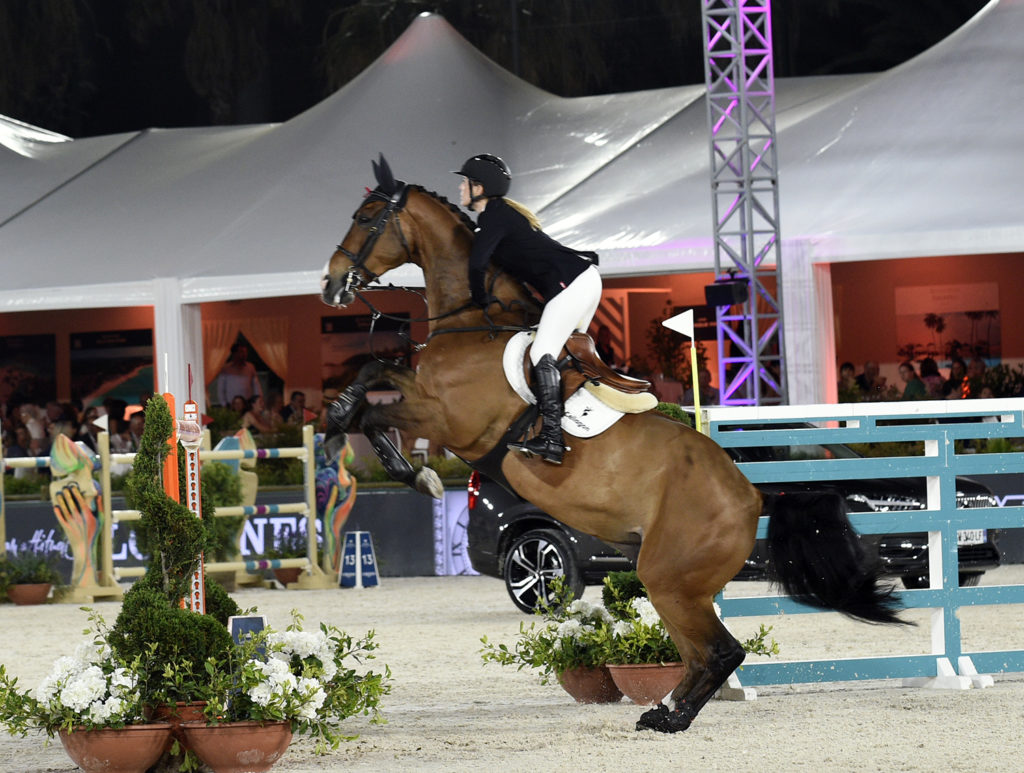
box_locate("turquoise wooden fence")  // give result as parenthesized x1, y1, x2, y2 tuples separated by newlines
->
(707, 400, 1024, 686)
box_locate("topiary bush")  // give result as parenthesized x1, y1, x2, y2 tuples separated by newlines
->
(108, 395, 239, 702)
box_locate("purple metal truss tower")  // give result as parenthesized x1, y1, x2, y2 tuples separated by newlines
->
(701, 0, 787, 405)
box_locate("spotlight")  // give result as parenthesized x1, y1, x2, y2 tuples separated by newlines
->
(704, 278, 749, 307)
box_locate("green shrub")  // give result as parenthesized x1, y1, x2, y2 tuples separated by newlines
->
(600, 570, 648, 618)
(200, 461, 245, 561)
(0, 552, 64, 592)
(107, 580, 235, 702)
(1, 473, 49, 498)
(654, 401, 694, 427)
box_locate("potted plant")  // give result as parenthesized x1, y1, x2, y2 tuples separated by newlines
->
(481, 580, 622, 703)
(0, 610, 173, 773)
(481, 571, 779, 706)
(0, 394, 391, 773)
(173, 610, 389, 771)
(263, 526, 310, 587)
(0, 551, 64, 605)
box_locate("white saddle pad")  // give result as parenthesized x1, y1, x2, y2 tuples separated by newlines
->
(502, 331, 625, 439)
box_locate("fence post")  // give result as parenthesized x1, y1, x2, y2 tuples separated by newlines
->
(295, 423, 334, 589)
(98, 431, 116, 590)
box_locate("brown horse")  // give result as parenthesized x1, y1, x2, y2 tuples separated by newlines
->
(320, 156, 903, 733)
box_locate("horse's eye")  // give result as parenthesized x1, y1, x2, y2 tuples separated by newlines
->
(356, 214, 372, 225)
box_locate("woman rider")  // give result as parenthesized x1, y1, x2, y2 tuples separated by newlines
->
(453, 153, 602, 465)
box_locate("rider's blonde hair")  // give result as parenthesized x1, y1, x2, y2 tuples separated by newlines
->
(503, 197, 542, 231)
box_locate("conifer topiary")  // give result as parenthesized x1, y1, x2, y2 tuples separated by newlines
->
(109, 395, 239, 700)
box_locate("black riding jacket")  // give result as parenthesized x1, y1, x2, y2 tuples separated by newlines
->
(468, 197, 594, 305)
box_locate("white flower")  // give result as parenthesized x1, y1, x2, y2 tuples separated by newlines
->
(612, 620, 633, 638)
(555, 619, 584, 640)
(248, 682, 274, 707)
(61, 666, 107, 712)
(566, 598, 613, 625)
(630, 597, 662, 628)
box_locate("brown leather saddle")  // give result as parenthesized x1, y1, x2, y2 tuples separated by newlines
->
(521, 332, 651, 395)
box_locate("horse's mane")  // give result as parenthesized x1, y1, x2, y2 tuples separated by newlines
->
(405, 184, 541, 321)
(407, 184, 476, 233)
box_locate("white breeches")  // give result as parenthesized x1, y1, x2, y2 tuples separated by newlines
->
(530, 265, 602, 366)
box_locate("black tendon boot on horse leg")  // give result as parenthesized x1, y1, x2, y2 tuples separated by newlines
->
(324, 383, 368, 463)
(635, 635, 746, 733)
(366, 426, 444, 500)
(508, 353, 567, 464)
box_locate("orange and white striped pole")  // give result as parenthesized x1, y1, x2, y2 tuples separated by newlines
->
(179, 399, 205, 615)
(162, 389, 206, 615)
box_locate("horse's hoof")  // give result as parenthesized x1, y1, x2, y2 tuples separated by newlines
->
(635, 703, 694, 734)
(414, 467, 444, 500)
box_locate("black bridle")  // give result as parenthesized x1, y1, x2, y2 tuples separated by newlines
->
(333, 184, 537, 357)
(335, 184, 413, 297)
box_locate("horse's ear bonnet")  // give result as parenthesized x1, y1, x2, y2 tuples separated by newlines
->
(371, 153, 404, 198)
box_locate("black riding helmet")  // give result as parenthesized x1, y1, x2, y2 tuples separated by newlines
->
(453, 154, 511, 198)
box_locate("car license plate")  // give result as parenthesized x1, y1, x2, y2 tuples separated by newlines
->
(957, 529, 986, 546)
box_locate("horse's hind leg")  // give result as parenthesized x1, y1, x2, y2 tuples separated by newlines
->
(635, 594, 745, 733)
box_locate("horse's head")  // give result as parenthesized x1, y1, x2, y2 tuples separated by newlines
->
(321, 155, 415, 307)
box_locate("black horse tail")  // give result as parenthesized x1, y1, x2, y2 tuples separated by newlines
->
(764, 492, 908, 625)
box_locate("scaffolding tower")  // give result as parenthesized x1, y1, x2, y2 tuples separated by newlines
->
(701, 0, 787, 405)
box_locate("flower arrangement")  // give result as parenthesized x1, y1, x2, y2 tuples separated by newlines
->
(481, 572, 778, 683)
(0, 612, 144, 737)
(0, 395, 390, 771)
(191, 611, 389, 752)
(481, 593, 613, 683)
(0, 551, 64, 595)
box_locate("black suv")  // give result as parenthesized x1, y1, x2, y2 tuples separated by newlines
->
(467, 430, 1001, 612)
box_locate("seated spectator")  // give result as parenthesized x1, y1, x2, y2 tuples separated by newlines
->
(919, 358, 944, 398)
(76, 406, 103, 453)
(230, 394, 248, 415)
(898, 361, 926, 400)
(682, 368, 720, 406)
(855, 361, 886, 398)
(966, 357, 988, 396)
(241, 395, 279, 435)
(837, 361, 860, 401)
(942, 358, 968, 399)
(266, 391, 286, 426)
(280, 390, 308, 424)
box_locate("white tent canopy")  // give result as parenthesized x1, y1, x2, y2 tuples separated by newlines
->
(2, 0, 1021, 405)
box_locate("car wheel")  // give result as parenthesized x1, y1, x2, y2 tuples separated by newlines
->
(900, 574, 929, 590)
(502, 529, 584, 613)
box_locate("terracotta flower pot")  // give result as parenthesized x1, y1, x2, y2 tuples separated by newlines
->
(143, 700, 209, 751)
(606, 662, 687, 705)
(181, 720, 293, 773)
(58, 723, 173, 773)
(6, 582, 52, 605)
(557, 666, 623, 704)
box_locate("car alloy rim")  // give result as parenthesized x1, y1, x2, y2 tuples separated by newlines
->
(507, 536, 565, 608)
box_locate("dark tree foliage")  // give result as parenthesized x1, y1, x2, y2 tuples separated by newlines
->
(0, 0, 988, 138)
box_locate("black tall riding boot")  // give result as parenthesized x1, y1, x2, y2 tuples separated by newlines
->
(508, 354, 567, 464)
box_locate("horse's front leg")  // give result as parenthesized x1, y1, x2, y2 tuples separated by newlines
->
(325, 361, 445, 499)
(323, 360, 404, 462)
